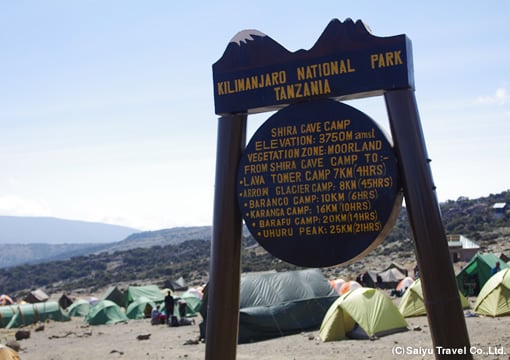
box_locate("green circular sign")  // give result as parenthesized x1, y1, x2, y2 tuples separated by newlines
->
(237, 99, 402, 267)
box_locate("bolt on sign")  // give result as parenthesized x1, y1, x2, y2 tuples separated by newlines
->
(213, 19, 411, 267)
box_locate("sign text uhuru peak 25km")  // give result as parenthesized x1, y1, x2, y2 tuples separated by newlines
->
(237, 100, 402, 267)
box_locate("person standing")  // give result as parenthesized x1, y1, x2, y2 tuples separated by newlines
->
(491, 262, 501, 276)
(164, 291, 174, 325)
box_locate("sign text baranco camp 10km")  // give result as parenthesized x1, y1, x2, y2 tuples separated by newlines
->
(237, 99, 402, 267)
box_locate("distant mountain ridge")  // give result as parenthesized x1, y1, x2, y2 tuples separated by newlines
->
(0, 219, 215, 268)
(0, 216, 139, 244)
(0, 189, 508, 270)
(102, 226, 213, 253)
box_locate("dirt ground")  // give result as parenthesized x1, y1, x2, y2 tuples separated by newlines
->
(2, 306, 510, 360)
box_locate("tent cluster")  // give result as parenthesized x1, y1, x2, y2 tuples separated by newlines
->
(200, 269, 413, 344)
(319, 255, 510, 343)
(0, 281, 204, 329)
(2, 252, 507, 347)
(0, 289, 70, 329)
(80, 284, 203, 326)
(200, 269, 338, 343)
(328, 263, 413, 299)
(332, 262, 411, 292)
(199, 259, 510, 344)
(396, 252, 510, 319)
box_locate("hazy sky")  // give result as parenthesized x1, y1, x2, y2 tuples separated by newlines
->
(1, 2, 508, 231)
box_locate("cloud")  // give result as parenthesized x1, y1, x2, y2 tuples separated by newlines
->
(0, 195, 50, 217)
(476, 86, 509, 105)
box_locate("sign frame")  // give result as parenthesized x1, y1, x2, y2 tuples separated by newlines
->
(207, 18, 472, 360)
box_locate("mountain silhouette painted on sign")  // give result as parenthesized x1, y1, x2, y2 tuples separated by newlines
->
(214, 18, 379, 71)
(214, 29, 292, 70)
(308, 18, 374, 55)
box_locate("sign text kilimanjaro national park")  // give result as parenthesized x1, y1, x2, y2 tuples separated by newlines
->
(213, 19, 414, 115)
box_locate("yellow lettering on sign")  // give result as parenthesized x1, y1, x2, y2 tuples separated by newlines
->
(294, 216, 318, 226)
(258, 218, 291, 228)
(271, 126, 297, 138)
(370, 50, 403, 69)
(296, 59, 355, 80)
(311, 182, 333, 192)
(269, 160, 297, 172)
(300, 122, 321, 134)
(261, 227, 293, 238)
(305, 169, 331, 181)
(298, 225, 327, 236)
(240, 187, 269, 198)
(275, 184, 310, 195)
(323, 119, 351, 131)
(274, 79, 331, 101)
(270, 172, 302, 183)
(241, 175, 265, 186)
(292, 195, 318, 205)
(355, 222, 382, 233)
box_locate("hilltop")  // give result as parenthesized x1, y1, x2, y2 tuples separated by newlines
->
(0, 216, 139, 244)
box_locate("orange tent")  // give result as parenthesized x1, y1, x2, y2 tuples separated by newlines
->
(339, 281, 361, 295)
(396, 277, 414, 292)
(329, 279, 346, 294)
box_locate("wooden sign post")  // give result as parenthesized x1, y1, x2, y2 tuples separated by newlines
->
(207, 19, 471, 360)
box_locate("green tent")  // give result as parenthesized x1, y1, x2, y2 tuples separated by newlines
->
(199, 269, 338, 343)
(456, 253, 508, 296)
(125, 296, 156, 320)
(123, 285, 164, 308)
(237, 269, 338, 343)
(102, 286, 124, 307)
(474, 268, 510, 317)
(6, 301, 70, 329)
(398, 279, 470, 317)
(67, 299, 91, 317)
(0, 305, 17, 328)
(320, 287, 408, 341)
(179, 292, 202, 317)
(85, 300, 128, 325)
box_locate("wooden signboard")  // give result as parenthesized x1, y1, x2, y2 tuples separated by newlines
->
(213, 19, 413, 115)
(207, 18, 472, 360)
(237, 99, 402, 267)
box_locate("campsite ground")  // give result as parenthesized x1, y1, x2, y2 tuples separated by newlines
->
(2, 297, 510, 360)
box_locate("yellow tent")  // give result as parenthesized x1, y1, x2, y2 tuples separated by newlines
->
(320, 287, 408, 341)
(474, 268, 510, 317)
(398, 279, 470, 317)
(0, 345, 20, 360)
